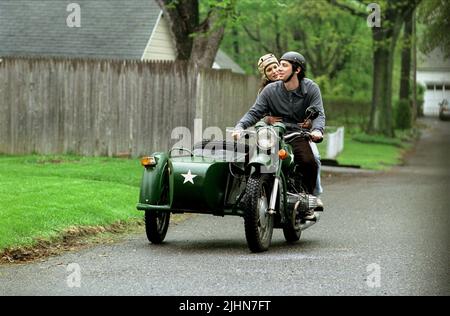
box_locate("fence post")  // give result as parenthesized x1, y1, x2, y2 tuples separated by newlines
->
(326, 126, 345, 159)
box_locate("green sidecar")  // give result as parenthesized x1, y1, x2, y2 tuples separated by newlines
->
(137, 121, 322, 252)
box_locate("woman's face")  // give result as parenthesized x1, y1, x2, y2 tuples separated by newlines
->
(265, 63, 280, 81)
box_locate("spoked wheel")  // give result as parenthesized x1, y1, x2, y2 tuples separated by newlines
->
(145, 211, 170, 244)
(145, 165, 170, 244)
(244, 174, 274, 253)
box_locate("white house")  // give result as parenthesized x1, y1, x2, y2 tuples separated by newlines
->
(417, 48, 450, 116)
(0, 0, 245, 74)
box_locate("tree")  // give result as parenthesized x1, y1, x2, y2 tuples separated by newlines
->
(398, 8, 415, 125)
(156, 0, 237, 67)
(399, 9, 414, 102)
(222, 0, 287, 70)
(222, 0, 370, 89)
(418, 0, 450, 58)
(288, 0, 362, 80)
(328, 0, 420, 136)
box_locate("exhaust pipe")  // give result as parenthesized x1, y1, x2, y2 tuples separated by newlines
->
(286, 192, 323, 231)
(300, 213, 321, 231)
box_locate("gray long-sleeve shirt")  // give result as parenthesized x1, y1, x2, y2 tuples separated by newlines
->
(236, 78, 326, 133)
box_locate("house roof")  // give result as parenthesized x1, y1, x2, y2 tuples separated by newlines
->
(0, 0, 246, 74)
(213, 50, 245, 74)
(0, 0, 161, 60)
(418, 48, 450, 72)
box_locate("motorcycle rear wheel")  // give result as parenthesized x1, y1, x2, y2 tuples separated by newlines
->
(282, 208, 302, 242)
(282, 185, 304, 243)
(244, 174, 274, 252)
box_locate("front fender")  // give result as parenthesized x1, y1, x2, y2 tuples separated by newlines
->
(246, 152, 275, 173)
(138, 153, 170, 208)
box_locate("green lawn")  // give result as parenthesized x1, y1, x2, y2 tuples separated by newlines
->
(333, 138, 406, 169)
(0, 155, 144, 251)
(318, 132, 413, 170)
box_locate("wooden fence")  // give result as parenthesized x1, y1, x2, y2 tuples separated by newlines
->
(0, 58, 259, 156)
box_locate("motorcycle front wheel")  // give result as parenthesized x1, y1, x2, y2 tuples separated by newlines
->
(244, 173, 274, 253)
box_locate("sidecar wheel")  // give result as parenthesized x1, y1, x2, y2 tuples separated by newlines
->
(145, 211, 170, 244)
(244, 174, 274, 253)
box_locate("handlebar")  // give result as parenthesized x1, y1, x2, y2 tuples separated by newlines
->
(227, 127, 323, 143)
(284, 131, 323, 144)
(226, 129, 256, 141)
(284, 131, 311, 141)
(169, 147, 194, 157)
(226, 129, 256, 135)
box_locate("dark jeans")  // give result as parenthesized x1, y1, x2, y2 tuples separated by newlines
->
(289, 138, 318, 194)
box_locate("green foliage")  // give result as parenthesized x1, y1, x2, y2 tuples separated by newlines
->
(417, 83, 425, 117)
(219, 0, 425, 135)
(395, 99, 412, 130)
(418, 0, 450, 58)
(351, 132, 405, 148)
(322, 95, 371, 129)
(199, 0, 238, 28)
(220, 0, 373, 99)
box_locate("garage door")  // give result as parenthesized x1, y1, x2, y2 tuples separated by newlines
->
(424, 86, 450, 116)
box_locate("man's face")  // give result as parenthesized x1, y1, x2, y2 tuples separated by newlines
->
(278, 60, 300, 81)
(265, 63, 280, 81)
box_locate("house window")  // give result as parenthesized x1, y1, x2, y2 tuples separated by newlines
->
(435, 84, 443, 90)
(426, 84, 435, 90)
(444, 85, 450, 91)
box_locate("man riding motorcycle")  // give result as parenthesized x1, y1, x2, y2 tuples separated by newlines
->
(233, 51, 325, 220)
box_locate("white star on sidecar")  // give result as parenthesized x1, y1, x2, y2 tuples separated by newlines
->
(181, 170, 197, 184)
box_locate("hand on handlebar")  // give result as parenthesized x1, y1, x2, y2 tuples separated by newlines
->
(231, 130, 242, 141)
(228, 128, 256, 141)
(228, 127, 244, 141)
(310, 130, 323, 143)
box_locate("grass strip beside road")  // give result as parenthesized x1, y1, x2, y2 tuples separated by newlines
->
(336, 138, 408, 170)
(319, 131, 415, 170)
(0, 155, 143, 252)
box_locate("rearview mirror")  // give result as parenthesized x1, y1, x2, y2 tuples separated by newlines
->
(305, 106, 320, 120)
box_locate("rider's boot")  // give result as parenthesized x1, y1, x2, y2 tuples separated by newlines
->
(303, 209, 316, 221)
(314, 197, 324, 212)
(302, 197, 323, 221)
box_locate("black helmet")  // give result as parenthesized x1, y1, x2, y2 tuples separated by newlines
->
(280, 51, 307, 72)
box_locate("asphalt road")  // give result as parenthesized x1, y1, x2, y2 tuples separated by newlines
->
(1, 119, 449, 296)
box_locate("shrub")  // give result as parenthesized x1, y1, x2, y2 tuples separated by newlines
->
(416, 83, 425, 117)
(395, 99, 412, 130)
(322, 96, 371, 130)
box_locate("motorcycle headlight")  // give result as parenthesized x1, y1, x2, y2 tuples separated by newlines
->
(257, 127, 278, 150)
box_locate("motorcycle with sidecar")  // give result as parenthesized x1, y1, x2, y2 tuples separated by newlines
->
(137, 107, 323, 252)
